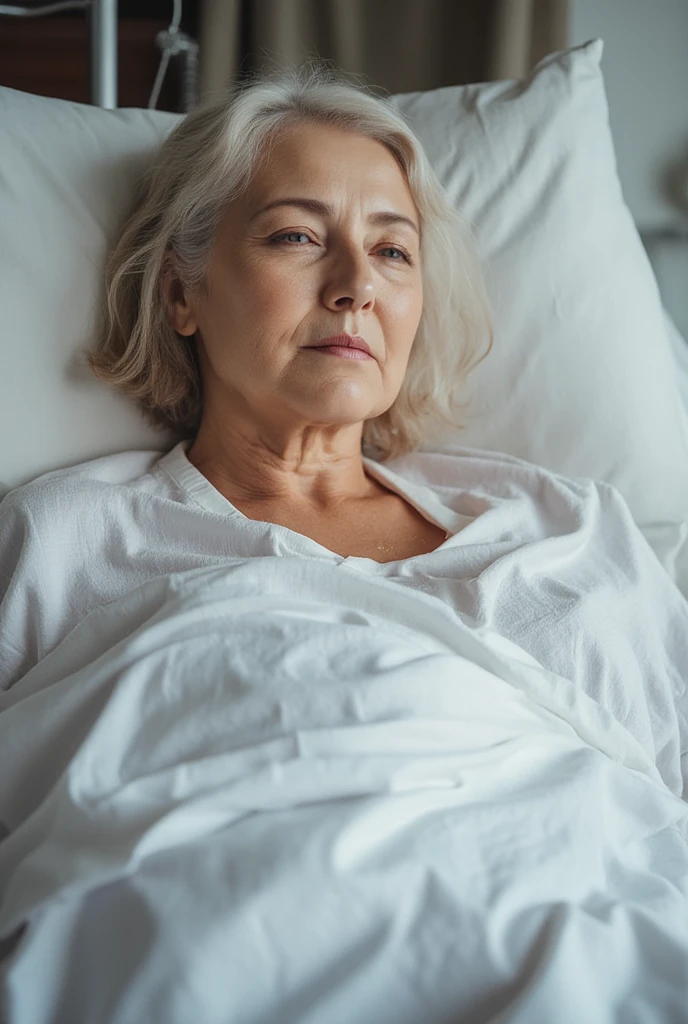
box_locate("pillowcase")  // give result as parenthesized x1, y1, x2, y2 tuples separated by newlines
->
(665, 307, 688, 418)
(389, 40, 688, 585)
(0, 88, 179, 494)
(1, 41, 687, 592)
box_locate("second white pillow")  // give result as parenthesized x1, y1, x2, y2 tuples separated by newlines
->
(391, 40, 688, 556)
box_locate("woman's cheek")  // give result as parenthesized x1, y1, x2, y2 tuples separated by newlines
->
(245, 260, 302, 305)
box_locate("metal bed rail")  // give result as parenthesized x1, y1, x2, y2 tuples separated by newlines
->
(0, 0, 118, 108)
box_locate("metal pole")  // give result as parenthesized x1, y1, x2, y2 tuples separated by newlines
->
(89, 0, 117, 109)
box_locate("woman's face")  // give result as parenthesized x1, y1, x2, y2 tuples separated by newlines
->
(169, 123, 423, 437)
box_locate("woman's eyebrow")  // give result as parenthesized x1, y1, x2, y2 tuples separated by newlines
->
(250, 197, 419, 236)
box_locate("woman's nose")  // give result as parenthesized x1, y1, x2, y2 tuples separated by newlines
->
(321, 247, 375, 312)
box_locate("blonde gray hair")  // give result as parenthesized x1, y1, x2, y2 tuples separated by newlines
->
(88, 60, 492, 462)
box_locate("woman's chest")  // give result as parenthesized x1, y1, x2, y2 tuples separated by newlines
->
(238, 493, 449, 562)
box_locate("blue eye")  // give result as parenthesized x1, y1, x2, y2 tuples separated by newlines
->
(380, 246, 412, 264)
(271, 232, 311, 245)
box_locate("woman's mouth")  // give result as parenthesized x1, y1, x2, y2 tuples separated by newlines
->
(309, 345, 373, 360)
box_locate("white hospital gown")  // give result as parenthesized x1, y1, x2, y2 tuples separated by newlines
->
(0, 440, 686, 797)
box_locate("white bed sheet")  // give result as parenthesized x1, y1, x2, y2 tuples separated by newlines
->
(1, 558, 686, 1023)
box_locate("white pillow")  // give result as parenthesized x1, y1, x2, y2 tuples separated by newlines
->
(0, 89, 180, 492)
(1, 41, 687, 589)
(665, 307, 688, 417)
(390, 40, 688, 574)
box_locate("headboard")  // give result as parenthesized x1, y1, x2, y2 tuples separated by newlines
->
(0, 0, 118, 108)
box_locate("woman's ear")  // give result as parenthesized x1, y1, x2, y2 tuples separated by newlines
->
(161, 257, 198, 337)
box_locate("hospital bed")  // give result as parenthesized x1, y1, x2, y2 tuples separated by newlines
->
(1, 25, 688, 1024)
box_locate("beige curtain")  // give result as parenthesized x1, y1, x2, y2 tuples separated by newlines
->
(487, 0, 569, 79)
(199, 0, 569, 103)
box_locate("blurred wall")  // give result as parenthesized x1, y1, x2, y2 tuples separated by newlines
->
(570, 0, 688, 338)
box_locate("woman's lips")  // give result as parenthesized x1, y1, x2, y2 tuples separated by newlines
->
(310, 345, 373, 360)
(306, 333, 373, 356)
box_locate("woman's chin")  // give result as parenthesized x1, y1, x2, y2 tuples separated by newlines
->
(288, 385, 384, 420)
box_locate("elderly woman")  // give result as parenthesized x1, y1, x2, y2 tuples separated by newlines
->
(1, 61, 688, 1024)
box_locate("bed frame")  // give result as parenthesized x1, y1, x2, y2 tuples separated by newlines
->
(0, 0, 118, 108)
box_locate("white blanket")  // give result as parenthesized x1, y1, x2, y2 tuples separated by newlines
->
(1, 558, 687, 1023)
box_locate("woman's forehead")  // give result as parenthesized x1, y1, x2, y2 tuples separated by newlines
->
(240, 125, 418, 223)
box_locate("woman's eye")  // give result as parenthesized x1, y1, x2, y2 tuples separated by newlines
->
(271, 232, 312, 245)
(379, 246, 412, 264)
